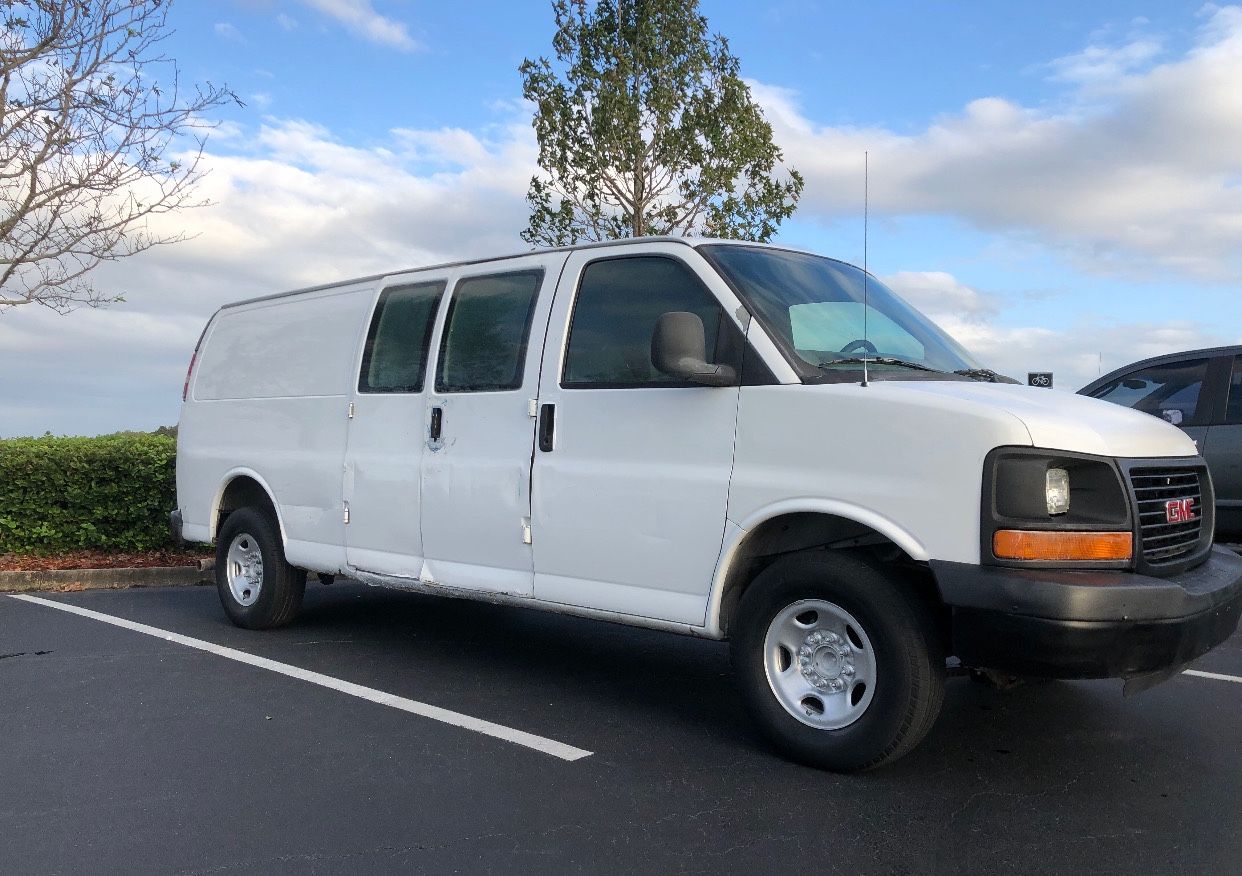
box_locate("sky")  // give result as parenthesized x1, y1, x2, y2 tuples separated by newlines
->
(2, 0, 1241, 436)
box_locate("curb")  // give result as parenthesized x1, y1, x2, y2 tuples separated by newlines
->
(0, 566, 214, 594)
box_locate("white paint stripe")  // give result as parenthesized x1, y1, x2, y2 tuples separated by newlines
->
(9, 593, 592, 762)
(1183, 668, 1242, 684)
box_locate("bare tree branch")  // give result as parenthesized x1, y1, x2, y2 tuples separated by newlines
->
(0, 0, 239, 313)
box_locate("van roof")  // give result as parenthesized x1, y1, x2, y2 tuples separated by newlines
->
(218, 236, 806, 311)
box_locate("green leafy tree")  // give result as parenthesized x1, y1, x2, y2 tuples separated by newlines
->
(520, 0, 803, 246)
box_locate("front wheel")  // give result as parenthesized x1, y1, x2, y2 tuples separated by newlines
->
(215, 507, 305, 630)
(730, 551, 945, 771)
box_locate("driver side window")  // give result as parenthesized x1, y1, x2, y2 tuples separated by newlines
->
(561, 256, 735, 388)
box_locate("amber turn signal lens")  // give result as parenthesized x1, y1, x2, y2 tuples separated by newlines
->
(993, 530, 1133, 562)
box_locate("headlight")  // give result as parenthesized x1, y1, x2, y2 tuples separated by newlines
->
(1045, 467, 1070, 515)
(983, 448, 1133, 567)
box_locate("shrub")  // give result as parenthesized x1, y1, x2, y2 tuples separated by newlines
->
(0, 433, 177, 554)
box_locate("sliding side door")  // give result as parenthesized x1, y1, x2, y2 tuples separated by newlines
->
(343, 278, 447, 577)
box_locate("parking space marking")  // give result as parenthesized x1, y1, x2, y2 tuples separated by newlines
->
(9, 594, 593, 762)
(1184, 669, 1242, 684)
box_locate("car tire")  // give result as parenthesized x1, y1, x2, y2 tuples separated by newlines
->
(215, 507, 306, 630)
(730, 550, 945, 772)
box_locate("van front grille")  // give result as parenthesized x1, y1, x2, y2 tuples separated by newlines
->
(1129, 467, 1205, 565)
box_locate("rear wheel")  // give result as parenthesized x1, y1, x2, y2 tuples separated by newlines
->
(731, 551, 945, 771)
(215, 507, 305, 629)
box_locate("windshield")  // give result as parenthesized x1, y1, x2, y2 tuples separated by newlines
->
(701, 245, 983, 380)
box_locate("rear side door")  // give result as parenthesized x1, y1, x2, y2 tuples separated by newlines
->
(529, 244, 750, 625)
(1203, 355, 1242, 539)
(343, 278, 447, 577)
(418, 254, 568, 596)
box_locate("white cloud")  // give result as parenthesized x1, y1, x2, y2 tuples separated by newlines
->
(947, 316, 1235, 392)
(883, 269, 1236, 390)
(755, 5, 1242, 283)
(0, 114, 537, 436)
(1043, 37, 1163, 83)
(214, 21, 242, 41)
(296, 0, 418, 50)
(276, 13, 298, 31)
(883, 271, 998, 322)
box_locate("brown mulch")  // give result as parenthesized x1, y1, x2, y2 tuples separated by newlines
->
(0, 548, 213, 572)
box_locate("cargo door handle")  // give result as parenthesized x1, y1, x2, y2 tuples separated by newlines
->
(430, 406, 443, 442)
(537, 403, 555, 452)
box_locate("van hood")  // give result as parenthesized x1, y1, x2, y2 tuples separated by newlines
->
(829, 379, 1198, 459)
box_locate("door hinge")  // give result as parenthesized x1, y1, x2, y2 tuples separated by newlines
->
(528, 398, 538, 418)
(348, 402, 355, 419)
(343, 502, 350, 525)
(521, 517, 532, 544)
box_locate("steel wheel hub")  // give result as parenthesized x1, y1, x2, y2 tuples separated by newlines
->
(799, 630, 855, 692)
(225, 533, 264, 607)
(762, 599, 877, 730)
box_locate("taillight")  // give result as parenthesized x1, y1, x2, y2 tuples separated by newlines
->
(182, 348, 198, 402)
(183, 321, 210, 402)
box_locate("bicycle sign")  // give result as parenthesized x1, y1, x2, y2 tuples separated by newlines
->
(1028, 372, 1054, 388)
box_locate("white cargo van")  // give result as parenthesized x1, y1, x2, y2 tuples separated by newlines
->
(175, 237, 1242, 770)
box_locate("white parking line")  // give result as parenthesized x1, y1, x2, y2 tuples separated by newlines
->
(9, 593, 592, 762)
(1184, 669, 1242, 684)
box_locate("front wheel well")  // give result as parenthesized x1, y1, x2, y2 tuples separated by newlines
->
(716, 513, 945, 640)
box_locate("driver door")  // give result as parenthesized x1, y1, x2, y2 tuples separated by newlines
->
(530, 244, 749, 625)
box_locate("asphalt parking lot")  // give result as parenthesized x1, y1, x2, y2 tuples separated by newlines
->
(3, 581, 1240, 875)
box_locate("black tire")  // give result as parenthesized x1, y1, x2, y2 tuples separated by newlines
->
(215, 507, 306, 630)
(730, 550, 945, 772)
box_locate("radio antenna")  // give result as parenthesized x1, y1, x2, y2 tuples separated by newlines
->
(862, 150, 870, 388)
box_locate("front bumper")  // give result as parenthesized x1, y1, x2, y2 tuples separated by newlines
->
(931, 546, 1242, 678)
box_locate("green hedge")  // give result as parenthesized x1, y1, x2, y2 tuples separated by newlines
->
(0, 434, 177, 554)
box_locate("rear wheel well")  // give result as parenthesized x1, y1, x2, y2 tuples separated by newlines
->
(717, 513, 945, 640)
(215, 476, 279, 542)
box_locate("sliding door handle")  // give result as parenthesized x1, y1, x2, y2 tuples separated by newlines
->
(537, 403, 555, 452)
(430, 406, 443, 442)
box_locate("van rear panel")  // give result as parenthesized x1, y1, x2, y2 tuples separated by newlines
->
(194, 289, 367, 400)
(178, 283, 376, 568)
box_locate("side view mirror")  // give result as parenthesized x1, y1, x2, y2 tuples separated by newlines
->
(651, 311, 737, 387)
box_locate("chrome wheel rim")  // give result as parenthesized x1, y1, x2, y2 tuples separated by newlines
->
(225, 533, 264, 607)
(763, 599, 877, 730)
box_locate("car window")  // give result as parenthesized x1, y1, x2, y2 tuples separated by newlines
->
(1226, 357, 1242, 425)
(436, 271, 542, 393)
(1088, 358, 1210, 426)
(789, 302, 925, 362)
(358, 281, 445, 393)
(700, 245, 981, 379)
(562, 256, 729, 388)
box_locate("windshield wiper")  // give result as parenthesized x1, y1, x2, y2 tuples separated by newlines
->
(953, 368, 1018, 383)
(816, 356, 944, 373)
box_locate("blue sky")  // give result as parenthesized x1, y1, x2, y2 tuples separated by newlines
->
(2, 0, 1240, 435)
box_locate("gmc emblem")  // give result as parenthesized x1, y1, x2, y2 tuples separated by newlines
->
(1165, 498, 1197, 524)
